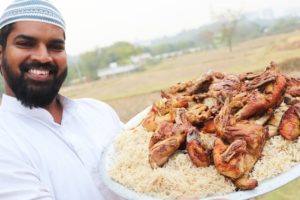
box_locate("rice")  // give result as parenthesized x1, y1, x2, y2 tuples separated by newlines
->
(250, 136, 300, 181)
(110, 125, 235, 200)
(109, 124, 300, 199)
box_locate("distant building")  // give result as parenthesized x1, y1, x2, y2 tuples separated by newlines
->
(130, 53, 152, 64)
(97, 63, 142, 79)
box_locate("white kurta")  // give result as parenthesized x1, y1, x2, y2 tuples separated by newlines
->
(0, 94, 124, 200)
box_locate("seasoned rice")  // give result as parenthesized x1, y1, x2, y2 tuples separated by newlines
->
(109, 125, 300, 199)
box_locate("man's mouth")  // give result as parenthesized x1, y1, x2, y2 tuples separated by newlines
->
(29, 68, 50, 75)
(26, 68, 53, 81)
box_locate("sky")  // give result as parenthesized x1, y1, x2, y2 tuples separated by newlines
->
(1, 0, 300, 55)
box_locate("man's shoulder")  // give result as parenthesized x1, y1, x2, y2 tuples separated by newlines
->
(73, 98, 112, 112)
(74, 97, 107, 105)
(71, 97, 121, 121)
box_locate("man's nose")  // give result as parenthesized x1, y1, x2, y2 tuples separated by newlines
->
(31, 44, 53, 63)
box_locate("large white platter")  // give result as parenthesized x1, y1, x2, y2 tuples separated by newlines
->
(99, 107, 300, 200)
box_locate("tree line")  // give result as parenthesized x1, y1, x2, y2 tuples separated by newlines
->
(65, 14, 300, 85)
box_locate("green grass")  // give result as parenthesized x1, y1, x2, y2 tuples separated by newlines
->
(257, 178, 300, 200)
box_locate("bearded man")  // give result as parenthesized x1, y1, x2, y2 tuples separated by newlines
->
(0, 1, 123, 199)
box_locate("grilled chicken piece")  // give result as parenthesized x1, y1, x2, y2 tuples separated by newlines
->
(152, 97, 190, 116)
(266, 103, 289, 137)
(285, 76, 300, 97)
(235, 63, 286, 120)
(149, 133, 186, 168)
(213, 138, 259, 190)
(186, 104, 211, 125)
(149, 108, 192, 168)
(213, 138, 247, 179)
(209, 74, 242, 102)
(149, 121, 174, 149)
(160, 79, 198, 98)
(160, 72, 214, 99)
(186, 129, 212, 167)
(213, 121, 267, 190)
(213, 91, 268, 190)
(224, 122, 267, 150)
(279, 103, 300, 140)
(214, 97, 238, 139)
(142, 98, 183, 132)
(142, 109, 176, 132)
(161, 70, 236, 99)
(142, 110, 158, 132)
(202, 119, 217, 133)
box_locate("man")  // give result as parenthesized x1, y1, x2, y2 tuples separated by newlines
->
(0, 0, 123, 199)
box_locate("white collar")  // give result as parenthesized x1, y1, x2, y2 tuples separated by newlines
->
(0, 94, 76, 125)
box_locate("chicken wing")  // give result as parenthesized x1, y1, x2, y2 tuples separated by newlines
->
(149, 108, 192, 168)
(279, 103, 300, 140)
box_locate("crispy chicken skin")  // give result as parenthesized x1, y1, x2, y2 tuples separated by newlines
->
(202, 119, 217, 133)
(149, 133, 186, 168)
(142, 110, 158, 132)
(149, 121, 174, 149)
(285, 76, 300, 97)
(279, 103, 300, 140)
(186, 104, 211, 125)
(213, 121, 267, 189)
(186, 129, 212, 167)
(213, 138, 247, 178)
(235, 63, 286, 120)
(149, 108, 192, 168)
(142, 98, 181, 132)
(213, 92, 268, 189)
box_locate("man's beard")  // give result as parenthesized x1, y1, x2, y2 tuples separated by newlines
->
(1, 56, 67, 108)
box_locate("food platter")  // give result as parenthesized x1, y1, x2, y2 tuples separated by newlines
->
(99, 107, 300, 200)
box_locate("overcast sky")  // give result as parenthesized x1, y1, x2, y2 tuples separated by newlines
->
(1, 0, 300, 55)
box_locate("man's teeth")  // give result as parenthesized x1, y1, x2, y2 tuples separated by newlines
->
(29, 69, 49, 75)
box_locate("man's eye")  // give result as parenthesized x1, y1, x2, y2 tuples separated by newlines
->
(16, 41, 34, 48)
(49, 44, 65, 51)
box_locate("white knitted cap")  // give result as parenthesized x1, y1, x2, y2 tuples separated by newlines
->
(0, 0, 65, 30)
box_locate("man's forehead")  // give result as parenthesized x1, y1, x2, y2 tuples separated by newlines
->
(10, 21, 65, 40)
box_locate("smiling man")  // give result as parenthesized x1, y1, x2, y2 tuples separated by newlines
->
(2, 21, 67, 116)
(0, 1, 123, 200)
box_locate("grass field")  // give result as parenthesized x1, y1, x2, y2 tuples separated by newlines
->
(61, 30, 300, 200)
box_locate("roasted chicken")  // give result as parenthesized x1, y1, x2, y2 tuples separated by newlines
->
(236, 63, 286, 120)
(142, 62, 300, 190)
(149, 108, 193, 168)
(213, 95, 268, 189)
(186, 129, 212, 167)
(279, 103, 300, 140)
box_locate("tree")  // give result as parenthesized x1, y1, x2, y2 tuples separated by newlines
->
(102, 42, 144, 65)
(213, 9, 243, 52)
(77, 50, 100, 81)
(67, 42, 145, 82)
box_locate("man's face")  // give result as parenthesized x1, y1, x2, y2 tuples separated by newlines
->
(0, 21, 67, 108)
